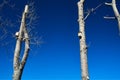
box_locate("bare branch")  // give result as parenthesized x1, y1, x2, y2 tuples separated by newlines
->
(84, 3, 103, 20)
(105, 2, 112, 6)
(25, 1, 41, 46)
(0, 0, 15, 9)
(0, 0, 16, 44)
(0, 18, 15, 44)
(26, 1, 39, 28)
(0, 29, 7, 40)
(84, 11, 90, 20)
(104, 16, 116, 19)
(30, 36, 43, 46)
(20, 24, 30, 70)
(93, 3, 103, 11)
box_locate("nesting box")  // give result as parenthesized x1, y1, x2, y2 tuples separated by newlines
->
(15, 32, 19, 37)
(78, 32, 82, 39)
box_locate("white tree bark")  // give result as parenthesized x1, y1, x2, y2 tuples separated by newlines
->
(77, 0, 89, 80)
(13, 5, 29, 80)
(105, 0, 120, 33)
(111, 0, 120, 32)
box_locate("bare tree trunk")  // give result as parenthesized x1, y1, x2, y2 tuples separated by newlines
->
(77, 0, 89, 80)
(111, 0, 120, 32)
(13, 5, 29, 80)
(105, 0, 120, 34)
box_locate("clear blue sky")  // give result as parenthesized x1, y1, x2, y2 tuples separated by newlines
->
(0, 0, 120, 80)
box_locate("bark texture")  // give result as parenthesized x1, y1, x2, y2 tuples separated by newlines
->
(77, 0, 89, 80)
(13, 5, 29, 80)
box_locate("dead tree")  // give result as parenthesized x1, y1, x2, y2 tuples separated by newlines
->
(105, 0, 120, 33)
(13, 5, 29, 80)
(77, 0, 89, 80)
(0, 1, 39, 79)
(77, 0, 103, 79)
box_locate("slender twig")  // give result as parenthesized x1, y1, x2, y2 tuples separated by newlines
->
(84, 3, 103, 20)
(104, 16, 116, 19)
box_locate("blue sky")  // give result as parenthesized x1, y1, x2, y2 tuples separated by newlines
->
(0, 0, 120, 80)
